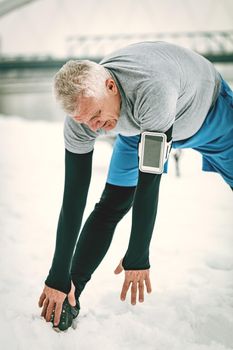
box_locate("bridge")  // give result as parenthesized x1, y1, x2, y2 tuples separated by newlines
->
(0, 30, 233, 71)
(66, 30, 233, 63)
(0, 0, 232, 70)
(0, 0, 39, 17)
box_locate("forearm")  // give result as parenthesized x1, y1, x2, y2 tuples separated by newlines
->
(122, 171, 161, 270)
(122, 125, 173, 270)
(45, 149, 93, 294)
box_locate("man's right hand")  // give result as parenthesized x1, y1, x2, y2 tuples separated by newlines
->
(38, 283, 76, 327)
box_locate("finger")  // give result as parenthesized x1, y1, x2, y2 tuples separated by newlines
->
(38, 292, 46, 307)
(114, 263, 123, 274)
(67, 282, 76, 306)
(131, 282, 137, 305)
(114, 266, 122, 274)
(138, 280, 144, 302)
(71, 281, 75, 293)
(68, 293, 76, 307)
(120, 280, 131, 301)
(41, 298, 49, 318)
(114, 259, 124, 274)
(45, 301, 56, 322)
(145, 276, 152, 293)
(53, 303, 62, 327)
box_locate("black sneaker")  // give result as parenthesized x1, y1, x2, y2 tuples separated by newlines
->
(51, 297, 80, 332)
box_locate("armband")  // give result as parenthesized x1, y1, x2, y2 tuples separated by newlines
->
(138, 131, 172, 174)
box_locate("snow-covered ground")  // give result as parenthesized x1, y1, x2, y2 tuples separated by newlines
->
(0, 115, 232, 350)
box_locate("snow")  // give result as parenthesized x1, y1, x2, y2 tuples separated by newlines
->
(0, 115, 232, 350)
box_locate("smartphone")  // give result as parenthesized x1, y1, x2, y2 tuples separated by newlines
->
(138, 132, 171, 174)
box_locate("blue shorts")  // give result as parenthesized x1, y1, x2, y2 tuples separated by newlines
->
(107, 133, 140, 186)
(107, 78, 233, 187)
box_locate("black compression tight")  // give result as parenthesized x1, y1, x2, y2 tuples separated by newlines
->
(70, 183, 136, 300)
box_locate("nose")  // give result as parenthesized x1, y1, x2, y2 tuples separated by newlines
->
(73, 116, 100, 131)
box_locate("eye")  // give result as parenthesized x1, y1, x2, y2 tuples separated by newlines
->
(90, 110, 101, 121)
(95, 110, 101, 117)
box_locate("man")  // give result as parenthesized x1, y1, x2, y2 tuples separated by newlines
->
(38, 41, 233, 331)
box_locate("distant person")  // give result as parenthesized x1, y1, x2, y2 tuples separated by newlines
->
(172, 149, 182, 177)
(38, 41, 233, 331)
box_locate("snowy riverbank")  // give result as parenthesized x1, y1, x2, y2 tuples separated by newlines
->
(0, 115, 232, 350)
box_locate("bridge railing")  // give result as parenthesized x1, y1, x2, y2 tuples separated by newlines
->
(66, 30, 233, 60)
(0, 31, 233, 70)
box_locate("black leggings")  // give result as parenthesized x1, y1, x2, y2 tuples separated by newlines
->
(71, 183, 136, 300)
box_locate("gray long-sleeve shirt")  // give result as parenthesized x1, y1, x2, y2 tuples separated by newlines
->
(64, 41, 221, 154)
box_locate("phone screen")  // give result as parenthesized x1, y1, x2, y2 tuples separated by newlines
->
(143, 135, 163, 168)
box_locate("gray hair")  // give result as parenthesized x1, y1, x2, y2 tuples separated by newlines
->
(54, 60, 111, 114)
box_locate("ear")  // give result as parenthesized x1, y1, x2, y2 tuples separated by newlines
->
(105, 78, 118, 95)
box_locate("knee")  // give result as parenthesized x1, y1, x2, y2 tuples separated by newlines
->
(94, 183, 136, 217)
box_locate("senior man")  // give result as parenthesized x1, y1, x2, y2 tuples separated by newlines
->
(38, 41, 233, 331)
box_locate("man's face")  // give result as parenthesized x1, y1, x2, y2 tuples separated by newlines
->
(71, 79, 121, 132)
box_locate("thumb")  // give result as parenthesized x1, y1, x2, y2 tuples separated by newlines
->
(114, 259, 124, 274)
(68, 282, 76, 307)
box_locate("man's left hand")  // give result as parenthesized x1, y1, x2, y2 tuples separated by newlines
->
(114, 259, 152, 305)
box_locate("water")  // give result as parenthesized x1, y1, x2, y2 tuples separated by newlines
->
(0, 63, 232, 121)
(0, 67, 64, 121)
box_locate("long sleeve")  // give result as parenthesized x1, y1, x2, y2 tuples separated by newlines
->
(122, 171, 161, 270)
(45, 149, 93, 294)
(122, 125, 173, 270)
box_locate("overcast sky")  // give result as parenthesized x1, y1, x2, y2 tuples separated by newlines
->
(0, 0, 233, 56)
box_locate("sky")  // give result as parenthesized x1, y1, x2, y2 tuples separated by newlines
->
(0, 0, 233, 56)
(0, 115, 233, 349)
